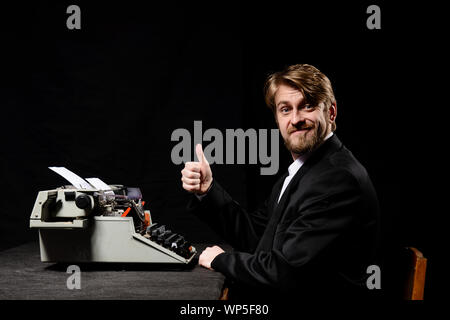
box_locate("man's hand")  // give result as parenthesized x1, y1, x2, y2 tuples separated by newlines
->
(181, 144, 213, 195)
(198, 245, 225, 270)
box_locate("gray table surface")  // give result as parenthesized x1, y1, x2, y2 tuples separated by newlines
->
(0, 242, 226, 300)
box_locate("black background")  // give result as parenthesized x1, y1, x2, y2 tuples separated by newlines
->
(0, 1, 446, 301)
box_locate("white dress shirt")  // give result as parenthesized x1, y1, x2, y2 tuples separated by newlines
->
(277, 132, 334, 203)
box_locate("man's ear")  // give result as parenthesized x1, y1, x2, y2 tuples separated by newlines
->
(329, 102, 337, 122)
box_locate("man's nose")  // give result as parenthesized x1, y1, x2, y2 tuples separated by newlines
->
(290, 109, 305, 125)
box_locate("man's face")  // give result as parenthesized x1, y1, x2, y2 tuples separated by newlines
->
(274, 83, 336, 157)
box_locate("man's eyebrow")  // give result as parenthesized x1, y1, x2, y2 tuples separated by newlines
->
(276, 101, 290, 107)
(276, 100, 309, 108)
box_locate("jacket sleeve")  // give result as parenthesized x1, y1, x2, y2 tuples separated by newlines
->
(210, 169, 365, 290)
(188, 180, 270, 253)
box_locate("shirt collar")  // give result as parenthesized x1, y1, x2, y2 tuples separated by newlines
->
(287, 156, 303, 176)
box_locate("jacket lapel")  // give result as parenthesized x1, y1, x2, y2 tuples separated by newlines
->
(267, 172, 288, 216)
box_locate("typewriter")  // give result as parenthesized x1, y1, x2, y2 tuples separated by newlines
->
(29, 167, 196, 264)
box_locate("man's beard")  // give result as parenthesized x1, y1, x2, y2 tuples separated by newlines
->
(284, 121, 329, 156)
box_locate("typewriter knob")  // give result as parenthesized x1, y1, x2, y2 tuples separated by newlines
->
(75, 194, 92, 210)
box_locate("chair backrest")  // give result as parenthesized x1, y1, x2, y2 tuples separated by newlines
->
(404, 247, 427, 300)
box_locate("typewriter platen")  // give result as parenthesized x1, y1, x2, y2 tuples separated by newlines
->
(29, 167, 196, 264)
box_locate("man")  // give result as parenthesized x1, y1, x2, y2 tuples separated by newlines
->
(181, 64, 380, 300)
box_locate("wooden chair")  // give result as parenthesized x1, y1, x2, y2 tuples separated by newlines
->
(219, 286, 229, 300)
(403, 247, 427, 300)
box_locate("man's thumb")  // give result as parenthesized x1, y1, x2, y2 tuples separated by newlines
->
(195, 144, 208, 164)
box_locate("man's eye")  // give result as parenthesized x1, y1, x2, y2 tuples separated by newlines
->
(280, 107, 289, 113)
(304, 104, 315, 110)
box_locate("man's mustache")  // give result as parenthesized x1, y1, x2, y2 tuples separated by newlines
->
(288, 124, 314, 134)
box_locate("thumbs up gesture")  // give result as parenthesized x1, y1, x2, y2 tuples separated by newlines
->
(181, 144, 213, 195)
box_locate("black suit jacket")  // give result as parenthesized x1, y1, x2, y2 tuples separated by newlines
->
(190, 135, 380, 301)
